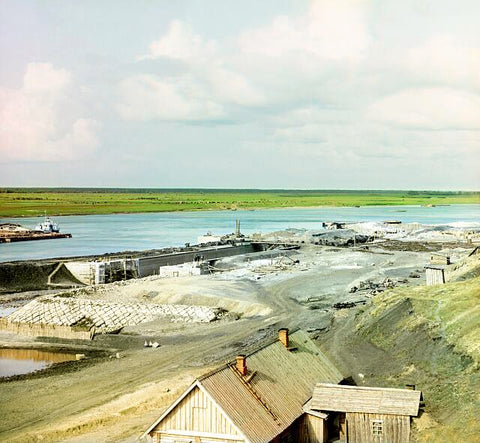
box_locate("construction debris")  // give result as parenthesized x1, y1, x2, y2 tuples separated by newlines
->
(349, 277, 398, 295)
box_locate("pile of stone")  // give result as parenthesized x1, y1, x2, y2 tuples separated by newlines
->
(311, 230, 372, 247)
(349, 277, 397, 295)
(7, 296, 225, 333)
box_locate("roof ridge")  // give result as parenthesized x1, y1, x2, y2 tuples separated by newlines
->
(198, 328, 303, 382)
(316, 383, 422, 394)
(242, 327, 302, 358)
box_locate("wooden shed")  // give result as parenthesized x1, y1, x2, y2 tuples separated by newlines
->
(142, 329, 343, 443)
(430, 253, 450, 265)
(425, 265, 445, 286)
(310, 383, 422, 443)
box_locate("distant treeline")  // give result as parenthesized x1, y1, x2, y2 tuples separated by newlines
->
(1, 188, 478, 195)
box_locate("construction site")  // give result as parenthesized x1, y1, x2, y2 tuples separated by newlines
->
(0, 219, 479, 442)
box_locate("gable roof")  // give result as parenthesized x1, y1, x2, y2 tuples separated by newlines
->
(142, 380, 248, 441)
(199, 330, 343, 443)
(144, 330, 343, 443)
(311, 383, 422, 417)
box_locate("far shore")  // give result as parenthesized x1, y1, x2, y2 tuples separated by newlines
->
(0, 190, 478, 218)
(2, 202, 480, 220)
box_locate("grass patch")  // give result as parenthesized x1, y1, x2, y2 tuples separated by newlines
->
(0, 189, 478, 217)
(363, 278, 480, 364)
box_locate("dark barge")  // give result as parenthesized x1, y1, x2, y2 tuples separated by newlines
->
(0, 232, 72, 243)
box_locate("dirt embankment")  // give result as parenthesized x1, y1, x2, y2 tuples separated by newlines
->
(317, 275, 480, 442)
(0, 261, 86, 294)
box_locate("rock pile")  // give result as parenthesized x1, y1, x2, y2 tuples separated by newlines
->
(7, 296, 224, 333)
(311, 230, 372, 247)
(349, 277, 397, 295)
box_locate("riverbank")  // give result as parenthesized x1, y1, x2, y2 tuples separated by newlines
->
(1, 238, 477, 442)
(1, 189, 479, 217)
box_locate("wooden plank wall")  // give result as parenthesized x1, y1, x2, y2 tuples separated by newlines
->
(297, 414, 327, 443)
(153, 386, 243, 442)
(346, 412, 410, 443)
(426, 268, 445, 286)
(0, 318, 92, 340)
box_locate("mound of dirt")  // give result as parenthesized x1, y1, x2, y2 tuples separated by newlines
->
(446, 250, 480, 282)
(0, 263, 54, 293)
(0, 262, 82, 294)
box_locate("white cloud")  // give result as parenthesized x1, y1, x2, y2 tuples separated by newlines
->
(239, 0, 370, 61)
(265, 101, 480, 170)
(116, 74, 224, 121)
(128, 1, 373, 123)
(2, 1, 480, 189)
(0, 63, 100, 162)
(139, 20, 217, 61)
(205, 64, 264, 106)
(124, 20, 264, 121)
(407, 35, 480, 90)
(367, 88, 480, 129)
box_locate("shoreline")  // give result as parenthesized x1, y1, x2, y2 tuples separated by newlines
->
(1, 202, 479, 220)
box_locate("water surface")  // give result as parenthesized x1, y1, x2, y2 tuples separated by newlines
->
(0, 348, 76, 377)
(1, 204, 478, 262)
(0, 306, 18, 317)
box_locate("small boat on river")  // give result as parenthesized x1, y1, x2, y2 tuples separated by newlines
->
(0, 213, 71, 243)
(35, 212, 60, 233)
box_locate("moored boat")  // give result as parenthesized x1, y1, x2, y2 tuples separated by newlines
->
(35, 212, 60, 233)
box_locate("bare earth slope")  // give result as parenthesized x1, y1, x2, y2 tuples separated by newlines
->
(318, 274, 480, 442)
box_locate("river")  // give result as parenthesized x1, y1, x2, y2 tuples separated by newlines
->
(1, 204, 479, 262)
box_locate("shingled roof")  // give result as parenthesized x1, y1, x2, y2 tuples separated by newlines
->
(144, 329, 343, 443)
(311, 383, 422, 417)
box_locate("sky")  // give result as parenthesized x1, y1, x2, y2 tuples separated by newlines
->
(0, 0, 479, 190)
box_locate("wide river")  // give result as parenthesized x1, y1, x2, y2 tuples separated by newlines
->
(1, 204, 479, 262)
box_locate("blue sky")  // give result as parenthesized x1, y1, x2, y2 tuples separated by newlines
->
(1, 0, 479, 189)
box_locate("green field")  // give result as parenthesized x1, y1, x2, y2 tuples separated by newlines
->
(0, 188, 478, 217)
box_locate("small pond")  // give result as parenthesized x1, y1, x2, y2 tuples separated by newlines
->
(0, 348, 77, 378)
(0, 306, 18, 317)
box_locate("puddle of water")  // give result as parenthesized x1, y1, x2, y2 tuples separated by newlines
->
(0, 299, 30, 318)
(0, 306, 17, 317)
(0, 348, 77, 377)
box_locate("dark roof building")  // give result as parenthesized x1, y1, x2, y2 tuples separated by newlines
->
(143, 329, 343, 443)
(143, 330, 422, 443)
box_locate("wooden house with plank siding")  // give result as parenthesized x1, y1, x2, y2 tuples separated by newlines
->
(143, 329, 343, 442)
(310, 383, 422, 442)
(143, 329, 422, 443)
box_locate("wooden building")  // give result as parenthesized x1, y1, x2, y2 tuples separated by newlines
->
(142, 329, 344, 443)
(430, 253, 450, 265)
(425, 265, 445, 286)
(310, 383, 422, 443)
